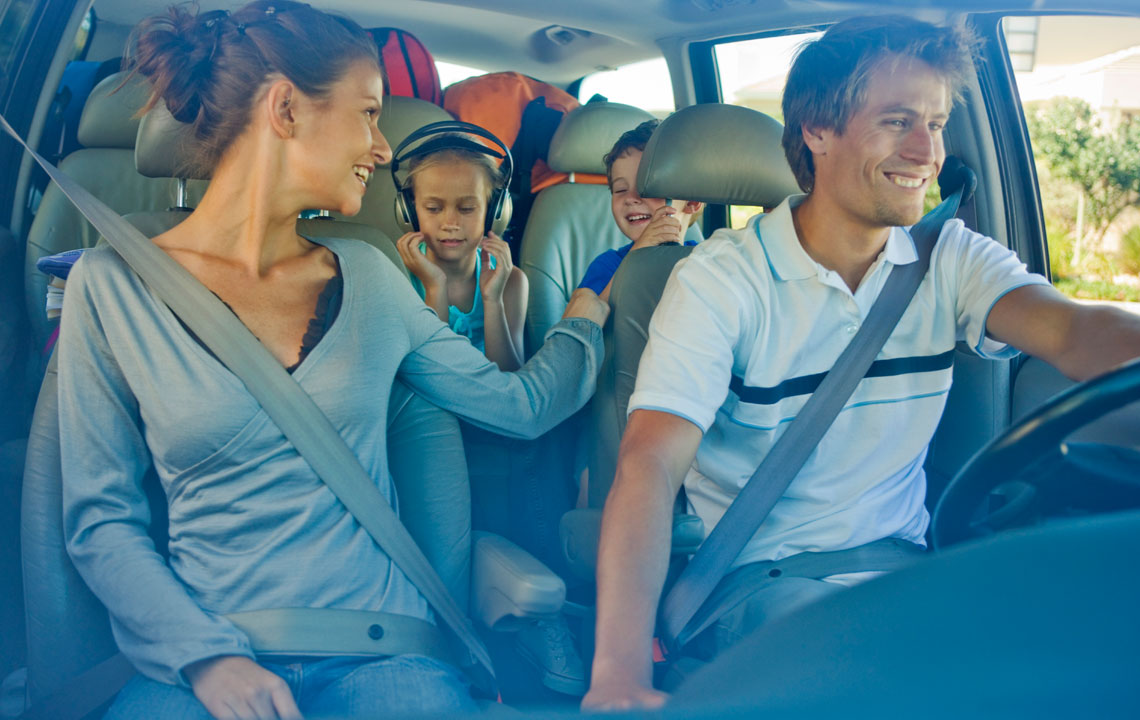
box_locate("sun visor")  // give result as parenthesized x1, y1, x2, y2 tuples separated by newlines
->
(637, 104, 801, 208)
(135, 102, 206, 179)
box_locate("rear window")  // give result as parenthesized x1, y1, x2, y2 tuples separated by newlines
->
(713, 30, 821, 227)
(577, 57, 673, 116)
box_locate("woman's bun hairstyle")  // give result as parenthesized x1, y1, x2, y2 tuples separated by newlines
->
(128, 1, 379, 176)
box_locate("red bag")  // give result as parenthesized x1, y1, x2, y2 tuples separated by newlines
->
(371, 27, 442, 106)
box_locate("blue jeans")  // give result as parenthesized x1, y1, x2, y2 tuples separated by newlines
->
(103, 655, 476, 719)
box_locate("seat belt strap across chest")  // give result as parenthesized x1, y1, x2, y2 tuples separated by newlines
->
(658, 181, 969, 656)
(2, 114, 496, 698)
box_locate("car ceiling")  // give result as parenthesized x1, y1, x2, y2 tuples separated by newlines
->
(93, 0, 1140, 84)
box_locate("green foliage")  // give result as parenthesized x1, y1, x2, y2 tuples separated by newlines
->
(1120, 225, 1140, 276)
(1026, 98, 1140, 248)
(1055, 276, 1140, 302)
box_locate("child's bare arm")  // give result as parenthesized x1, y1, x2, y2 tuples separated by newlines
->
(395, 232, 448, 321)
(480, 234, 527, 370)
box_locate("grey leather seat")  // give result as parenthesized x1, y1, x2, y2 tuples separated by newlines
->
(329, 95, 452, 245)
(519, 101, 705, 356)
(22, 72, 207, 384)
(561, 104, 801, 580)
(19, 101, 563, 714)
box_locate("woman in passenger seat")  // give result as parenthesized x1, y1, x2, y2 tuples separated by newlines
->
(56, 2, 607, 719)
(394, 142, 528, 370)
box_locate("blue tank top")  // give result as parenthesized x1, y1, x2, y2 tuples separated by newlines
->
(411, 251, 493, 352)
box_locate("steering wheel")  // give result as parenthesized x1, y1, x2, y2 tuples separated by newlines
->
(931, 357, 1140, 550)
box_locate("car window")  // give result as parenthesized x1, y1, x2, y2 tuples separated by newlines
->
(1005, 15, 1140, 306)
(437, 60, 486, 91)
(577, 57, 673, 115)
(714, 30, 821, 227)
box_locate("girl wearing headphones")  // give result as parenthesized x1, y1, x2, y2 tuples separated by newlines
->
(394, 135, 528, 370)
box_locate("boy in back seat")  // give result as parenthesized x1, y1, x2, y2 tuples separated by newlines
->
(578, 119, 703, 302)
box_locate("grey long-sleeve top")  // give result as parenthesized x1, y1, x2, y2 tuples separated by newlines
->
(58, 236, 603, 686)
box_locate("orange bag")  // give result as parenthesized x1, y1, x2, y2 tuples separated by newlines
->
(444, 72, 606, 192)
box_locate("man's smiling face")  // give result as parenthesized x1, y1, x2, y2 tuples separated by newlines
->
(809, 56, 950, 231)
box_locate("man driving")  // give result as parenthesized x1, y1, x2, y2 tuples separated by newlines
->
(583, 15, 1140, 711)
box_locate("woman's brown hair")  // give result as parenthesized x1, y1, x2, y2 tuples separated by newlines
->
(128, 1, 379, 177)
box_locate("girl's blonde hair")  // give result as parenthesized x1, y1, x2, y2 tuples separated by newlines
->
(403, 140, 505, 203)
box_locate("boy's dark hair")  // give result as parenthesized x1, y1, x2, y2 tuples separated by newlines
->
(603, 118, 660, 185)
(781, 15, 979, 192)
(129, 1, 379, 178)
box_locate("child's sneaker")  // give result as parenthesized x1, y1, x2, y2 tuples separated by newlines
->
(515, 615, 587, 696)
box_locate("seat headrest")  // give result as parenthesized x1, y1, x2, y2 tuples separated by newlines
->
(135, 101, 203, 179)
(135, 94, 453, 181)
(76, 71, 151, 150)
(547, 102, 655, 175)
(638, 104, 801, 208)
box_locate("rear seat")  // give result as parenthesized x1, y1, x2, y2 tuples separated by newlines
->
(22, 72, 207, 375)
(519, 102, 701, 356)
(330, 95, 451, 246)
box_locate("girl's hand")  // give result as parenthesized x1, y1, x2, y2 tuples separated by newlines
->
(185, 655, 302, 720)
(396, 232, 446, 290)
(478, 233, 513, 305)
(632, 205, 683, 251)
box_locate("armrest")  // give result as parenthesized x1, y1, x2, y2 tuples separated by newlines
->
(471, 531, 566, 630)
(559, 508, 705, 582)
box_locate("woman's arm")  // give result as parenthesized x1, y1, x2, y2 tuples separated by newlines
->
(398, 281, 607, 439)
(58, 259, 255, 687)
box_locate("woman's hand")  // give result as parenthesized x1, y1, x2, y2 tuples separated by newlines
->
(581, 677, 669, 712)
(396, 232, 446, 291)
(632, 205, 682, 251)
(185, 655, 302, 720)
(478, 233, 512, 305)
(562, 287, 610, 328)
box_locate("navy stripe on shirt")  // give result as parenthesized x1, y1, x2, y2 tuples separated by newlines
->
(729, 349, 956, 406)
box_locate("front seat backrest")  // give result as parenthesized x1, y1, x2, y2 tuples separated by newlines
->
(587, 103, 800, 506)
(22, 72, 207, 381)
(520, 102, 695, 356)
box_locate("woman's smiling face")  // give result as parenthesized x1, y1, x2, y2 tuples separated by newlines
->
(291, 59, 392, 216)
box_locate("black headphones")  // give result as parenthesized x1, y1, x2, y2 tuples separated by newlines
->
(390, 120, 513, 237)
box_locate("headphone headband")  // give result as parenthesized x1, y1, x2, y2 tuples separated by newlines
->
(391, 120, 513, 184)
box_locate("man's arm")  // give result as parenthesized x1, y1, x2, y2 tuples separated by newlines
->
(582, 409, 703, 711)
(985, 284, 1140, 381)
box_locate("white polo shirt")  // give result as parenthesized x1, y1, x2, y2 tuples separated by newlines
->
(629, 195, 1049, 568)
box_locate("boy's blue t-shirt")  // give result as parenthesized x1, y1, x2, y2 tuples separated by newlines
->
(577, 240, 699, 294)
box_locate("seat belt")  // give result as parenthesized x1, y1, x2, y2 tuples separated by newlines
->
(2, 114, 497, 706)
(658, 176, 971, 658)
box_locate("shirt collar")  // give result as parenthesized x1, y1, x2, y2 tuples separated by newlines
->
(754, 194, 919, 282)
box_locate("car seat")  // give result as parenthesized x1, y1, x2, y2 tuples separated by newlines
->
(519, 101, 702, 357)
(560, 103, 801, 580)
(329, 95, 451, 245)
(22, 72, 207, 383)
(18, 102, 567, 716)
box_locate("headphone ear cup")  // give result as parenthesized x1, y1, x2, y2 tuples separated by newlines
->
(394, 187, 418, 234)
(487, 188, 512, 237)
